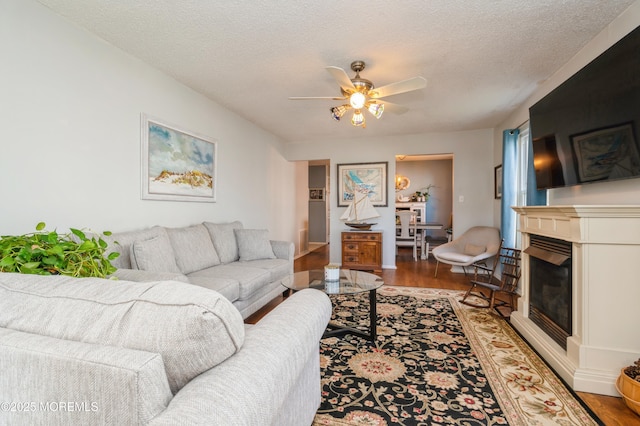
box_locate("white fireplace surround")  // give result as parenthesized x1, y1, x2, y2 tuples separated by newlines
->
(511, 205, 640, 397)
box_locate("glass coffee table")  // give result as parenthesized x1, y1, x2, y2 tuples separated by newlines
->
(282, 269, 384, 341)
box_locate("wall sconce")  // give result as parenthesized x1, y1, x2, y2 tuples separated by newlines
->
(395, 174, 410, 191)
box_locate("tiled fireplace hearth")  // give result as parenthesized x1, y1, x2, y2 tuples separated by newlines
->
(511, 205, 640, 396)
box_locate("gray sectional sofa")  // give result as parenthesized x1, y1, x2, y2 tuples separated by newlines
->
(106, 221, 294, 319)
(0, 221, 333, 424)
(0, 273, 332, 425)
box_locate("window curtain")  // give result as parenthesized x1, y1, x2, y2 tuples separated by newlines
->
(501, 129, 518, 248)
(526, 132, 547, 206)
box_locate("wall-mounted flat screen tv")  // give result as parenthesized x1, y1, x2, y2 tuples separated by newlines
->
(529, 25, 640, 190)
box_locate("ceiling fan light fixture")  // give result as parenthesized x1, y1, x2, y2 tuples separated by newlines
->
(330, 105, 348, 121)
(367, 102, 384, 119)
(293, 60, 426, 130)
(351, 110, 365, 127)
(349, 91, 366, 109)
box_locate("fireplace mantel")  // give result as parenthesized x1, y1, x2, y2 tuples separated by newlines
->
(511, 205, 640, 396)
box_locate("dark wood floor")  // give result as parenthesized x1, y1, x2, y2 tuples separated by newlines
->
(246, 244, 640, 425)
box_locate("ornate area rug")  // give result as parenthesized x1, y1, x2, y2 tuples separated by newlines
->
(313, 286, 601, 426)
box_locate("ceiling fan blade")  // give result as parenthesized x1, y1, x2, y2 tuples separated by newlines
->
(370, 76, 427, 99)
(380, 101, 409, 115)
(289, 96, 346, 101)
(326, 66, 356, 93)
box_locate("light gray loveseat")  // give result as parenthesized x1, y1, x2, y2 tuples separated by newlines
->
(105, 221, 293, 319)
(0, 273, 332, 425)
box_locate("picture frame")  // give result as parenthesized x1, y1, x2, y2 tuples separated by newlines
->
(309, 188, 325, 201)
(494, 164, 502, 199)
(571, 122, 640, 183)
(141, 114, 217, 202)
(337, 162, 388, 207)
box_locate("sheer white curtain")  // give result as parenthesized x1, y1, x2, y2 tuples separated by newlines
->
(501, 126, 547, 249)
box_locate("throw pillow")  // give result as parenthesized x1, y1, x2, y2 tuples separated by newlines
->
(104, 226, 168, 269)
(234, 229, 276, 261)
(130, 234, 181, 274)
(166, 224, 220, 274)
(464, 243, 486, 256)
(203, 221, 243, 264)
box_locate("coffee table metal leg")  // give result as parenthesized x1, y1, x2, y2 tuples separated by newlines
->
(323, 290, 378, 342)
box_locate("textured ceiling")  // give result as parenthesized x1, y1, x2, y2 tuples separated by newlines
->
(37, 0, 635, 143)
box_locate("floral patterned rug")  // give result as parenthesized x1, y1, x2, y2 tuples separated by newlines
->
(313, 286, 601, 426)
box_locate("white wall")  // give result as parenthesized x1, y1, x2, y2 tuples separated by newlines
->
(294, 161, 309, 255)
(0, 1, 298, 248)
(287, 129, 494, 268)
(495, 0, 640, 207)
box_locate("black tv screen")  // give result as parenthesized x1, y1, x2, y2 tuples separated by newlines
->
(529, 25, 640, 190)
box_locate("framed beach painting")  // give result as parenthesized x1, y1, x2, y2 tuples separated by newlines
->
(141, 114, 217, 202)
(337, 162, 388, 207)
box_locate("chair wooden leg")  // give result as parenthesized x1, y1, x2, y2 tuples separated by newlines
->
(488, 291, 496, 310)
(434, 261, 439, 277)
(461, 283, 475, 303)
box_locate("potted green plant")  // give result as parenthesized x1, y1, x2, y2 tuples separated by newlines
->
(0, 222, 119, 278)
(420, 184, 435, 202)
(617, 358, 640, 416)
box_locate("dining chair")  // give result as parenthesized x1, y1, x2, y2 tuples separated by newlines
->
(395, 211, 418, 261)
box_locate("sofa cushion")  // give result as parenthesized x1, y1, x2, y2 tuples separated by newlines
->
(166, 224, 220, 274)
(203, 221, 243, 264)
(0, 273, 245, 395)
(0, 327, 172, 425)
(186, 275, 240, 302)
(229, 258, 290, 283)
(194, 264, 271, 300)
(130, 234, 181, 274)
(104, 226, 168, 269)
(234, 229, 276, 261)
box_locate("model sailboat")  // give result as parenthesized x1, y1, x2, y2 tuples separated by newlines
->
(340, 190, 380, 230)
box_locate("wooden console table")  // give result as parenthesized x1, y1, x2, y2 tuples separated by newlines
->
(341, 231, 382, 273)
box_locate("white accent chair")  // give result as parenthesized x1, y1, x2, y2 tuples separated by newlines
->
(432, 226, 501, 277)
(396, 211, 419, 261)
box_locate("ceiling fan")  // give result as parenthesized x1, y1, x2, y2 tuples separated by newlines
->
(289, 60, 427, 128)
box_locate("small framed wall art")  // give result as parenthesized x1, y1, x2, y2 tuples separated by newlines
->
(141, 114, 217, 202)
(309, 188, 325, 201)
(494, 164, 502, 199)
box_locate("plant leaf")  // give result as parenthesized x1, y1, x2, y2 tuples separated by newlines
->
(79, 240, 96, 250)
(36, 222, 46, 231)
(0, 257, 15, 267)
(70, 228, 86, 240)
(107, 252, 120, 260)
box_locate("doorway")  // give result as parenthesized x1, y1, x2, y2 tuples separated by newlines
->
(395, 154, 453, 246)
(308, 160, 330, 249)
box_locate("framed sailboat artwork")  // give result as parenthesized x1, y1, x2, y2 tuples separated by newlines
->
(337, 161, 387, 230)
(336, 162, 388, 207)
